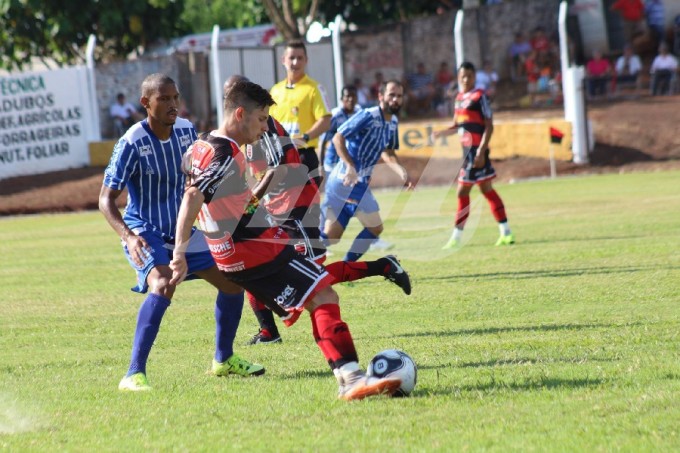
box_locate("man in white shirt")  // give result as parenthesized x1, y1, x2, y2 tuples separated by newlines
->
(650, 43, 679, 95)
(615, 45, 642, 91)
(110, 93, 142, 137)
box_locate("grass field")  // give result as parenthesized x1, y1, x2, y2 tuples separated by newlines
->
(1, 171, 679, 451)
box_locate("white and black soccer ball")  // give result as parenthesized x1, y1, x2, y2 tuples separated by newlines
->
(367, 349, 417, 397)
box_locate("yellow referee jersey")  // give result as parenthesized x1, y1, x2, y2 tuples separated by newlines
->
(269, 74, 330, 148)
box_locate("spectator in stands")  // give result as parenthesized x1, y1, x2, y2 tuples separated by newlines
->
(435, 61, 455, 114)
(508, 32, 532, 81)
(610, 0, 645, 43)
(530, 27, 551, 57)
(405, 62, 436, 117)
(644, 0, 665, 46)
(110, 93, 142, 138)
(524, 50, 541, 105)
(369, 71, 384, 105)
(650, 42, 678, 95)
(673, 14, 680, 56)
(585, 49, 612, 99)
(354, 77, 373, 108)
(475, 60, 499, 99)
(614, 44, 643, 92)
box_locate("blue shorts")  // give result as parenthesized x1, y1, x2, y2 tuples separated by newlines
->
(321, 178, 379, 230)
(323, 154, 339, 174)
(123, 228, 215, 293)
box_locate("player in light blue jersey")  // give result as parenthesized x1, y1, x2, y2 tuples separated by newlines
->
(321, 80, 413, 262)
(320, 85, 361, 175)
(99, 73, 263, 392)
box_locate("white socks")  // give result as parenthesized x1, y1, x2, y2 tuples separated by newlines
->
(499, 221, 511, 236)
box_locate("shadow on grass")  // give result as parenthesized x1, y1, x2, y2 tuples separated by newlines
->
(418, 264, 673, 282)
(392, 321, 640, 340)
(277, 369, 334, 381)
(411, 377, 604, 397)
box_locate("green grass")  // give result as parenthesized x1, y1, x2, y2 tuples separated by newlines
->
(1, 171, 679, 451)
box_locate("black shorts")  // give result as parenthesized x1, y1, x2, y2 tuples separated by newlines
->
(226, 247, 332, 319)
(281, 204, 326, 261)
(458, 146, 496, 186)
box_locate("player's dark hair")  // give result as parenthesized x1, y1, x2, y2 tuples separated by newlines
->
(141, 73, 176, 98)
(341, 85, 357, 98)
(223, 80, 275, 113)
(223, 75, 250, 97)
(379, 79, 403, 95)
(459, 61, 476, 73)
(285, 39, 307, 56)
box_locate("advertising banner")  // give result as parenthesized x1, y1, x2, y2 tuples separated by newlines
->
(0, 66, 95, 180)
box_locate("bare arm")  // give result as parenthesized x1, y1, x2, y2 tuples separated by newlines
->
(473, 118, 494, 168)
(251, 166, 288, 200)
(332, 132, 358, 186)
(432, 113, 459, 139)
(305, 114, 331, 141)
(381, 149, 414, 189)
(295, 114, 332, 148)
(170, 186, 205, 285)
(98, 184, 149, 267)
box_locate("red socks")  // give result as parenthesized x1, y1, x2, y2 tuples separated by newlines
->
(483, 189, 507, 223)
(325, 261, 368, 283)
(455, 195, 470, 228)
(310, 303, 358, 369)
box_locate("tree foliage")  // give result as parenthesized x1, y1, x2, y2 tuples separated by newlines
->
(0, 0, 188, 71)
(180, 0, 267, 34)
(0, 0, 459, 71)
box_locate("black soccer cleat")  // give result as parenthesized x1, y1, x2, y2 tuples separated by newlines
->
(246, 329, 282, 346)
(383, 255, 412, 296)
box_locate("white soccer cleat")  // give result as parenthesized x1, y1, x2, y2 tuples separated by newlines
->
(369, 238, 395, 251)
(338, 370, 401, 401)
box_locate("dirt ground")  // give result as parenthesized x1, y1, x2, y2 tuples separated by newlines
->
(1, 95, 679, 216)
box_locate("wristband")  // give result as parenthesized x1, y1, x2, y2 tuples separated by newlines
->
(302, 133, 310, 142)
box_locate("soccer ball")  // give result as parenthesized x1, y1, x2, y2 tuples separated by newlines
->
(366, 349, 417, 397)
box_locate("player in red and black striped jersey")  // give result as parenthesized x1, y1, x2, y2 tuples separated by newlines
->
(224, 75, 411, 345)
(170, 79, 404, 400)
(433, 61, 514, 249)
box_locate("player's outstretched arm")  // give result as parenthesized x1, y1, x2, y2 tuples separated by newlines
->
(170, 186, 205, 285)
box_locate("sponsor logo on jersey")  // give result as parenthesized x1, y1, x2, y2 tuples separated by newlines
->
(139, 145, 152, 156)
(219, 262, 245, 272)
(180, 134, 191, 147)
(206, 233, 235, 260)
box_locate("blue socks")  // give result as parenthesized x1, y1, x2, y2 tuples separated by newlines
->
(214, 291, 244, 363)
(126, 293, 170, 376)
(343, 228, 378, 262)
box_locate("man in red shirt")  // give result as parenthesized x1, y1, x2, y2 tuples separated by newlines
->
(611, 0, 644, 43)
(586, 50, 612, 99)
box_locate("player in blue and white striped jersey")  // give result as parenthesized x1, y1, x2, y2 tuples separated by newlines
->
(321, 80, 413, 262)
(320, 85, 361, 175)
(99, 73, 263, 392)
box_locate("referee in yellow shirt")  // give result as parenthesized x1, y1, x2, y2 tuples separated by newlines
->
(270, 39, 331, 186)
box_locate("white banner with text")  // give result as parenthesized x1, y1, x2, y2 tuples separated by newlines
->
(0, 66, 96, 180)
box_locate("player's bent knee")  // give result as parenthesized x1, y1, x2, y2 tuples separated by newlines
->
(306, 286, 339, 312)
(368, 224, 384, 236)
